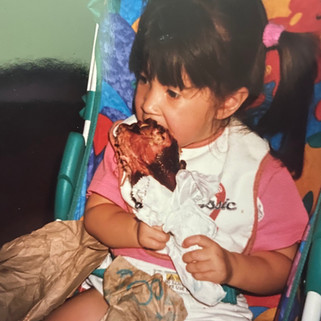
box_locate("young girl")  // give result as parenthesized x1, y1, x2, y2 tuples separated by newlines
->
(45, 0, 319, 320)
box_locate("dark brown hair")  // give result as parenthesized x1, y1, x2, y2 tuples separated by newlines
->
(129, 0, 320, 178)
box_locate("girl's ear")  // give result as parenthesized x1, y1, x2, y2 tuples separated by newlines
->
(216, 87, 249, 120)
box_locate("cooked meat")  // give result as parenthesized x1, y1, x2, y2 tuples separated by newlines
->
(114, 118, 185, 191)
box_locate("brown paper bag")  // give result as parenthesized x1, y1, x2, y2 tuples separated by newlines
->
(101, 256, 187, 321)
(0, 220, 109, 321)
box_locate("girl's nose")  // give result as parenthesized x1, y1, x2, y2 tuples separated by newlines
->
(141, 83, 163, 115)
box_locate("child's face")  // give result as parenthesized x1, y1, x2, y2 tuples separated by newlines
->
(134, 73, 219, 148)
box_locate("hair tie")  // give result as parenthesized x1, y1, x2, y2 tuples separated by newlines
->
(159, 33, 173, 42)
(263, 23, 285, 48)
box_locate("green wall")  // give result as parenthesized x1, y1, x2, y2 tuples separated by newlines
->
(0, 0, 96, 68)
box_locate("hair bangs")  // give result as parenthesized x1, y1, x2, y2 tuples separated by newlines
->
(144, 40, 187, 89)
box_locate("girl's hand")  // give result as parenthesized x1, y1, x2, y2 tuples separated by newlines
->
(182, 234, 298, 295)
(182, 235, 234, 285)
(137, 221, 170, 251)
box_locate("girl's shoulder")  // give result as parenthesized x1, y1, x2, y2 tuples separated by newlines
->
(258, 154, 294, 196)
(257, 154, 308, 228)
(253, 155, 308, 253)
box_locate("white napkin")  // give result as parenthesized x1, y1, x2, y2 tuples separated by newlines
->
(123, 169, 227, 306)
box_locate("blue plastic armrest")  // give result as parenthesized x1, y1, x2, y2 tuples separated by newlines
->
(305, 193, 321, 295)
(54, 132, 85, 220)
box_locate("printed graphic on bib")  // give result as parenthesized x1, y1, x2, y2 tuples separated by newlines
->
(198, 183, 237, 220)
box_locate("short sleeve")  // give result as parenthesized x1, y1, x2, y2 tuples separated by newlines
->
(87, 142, 127, 209)
(252, 156, 309, 252)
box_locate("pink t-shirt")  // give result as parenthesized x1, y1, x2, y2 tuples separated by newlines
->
(88, 142, 308, 265)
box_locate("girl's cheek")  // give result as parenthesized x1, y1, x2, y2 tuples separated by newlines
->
(168, 129, 185, 147)
(135, 107, 143, 121)
(134, 97, 143, 120)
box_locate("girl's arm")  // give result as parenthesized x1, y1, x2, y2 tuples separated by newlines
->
(84, 192, 169, 250)
(182, 235, 297, 295)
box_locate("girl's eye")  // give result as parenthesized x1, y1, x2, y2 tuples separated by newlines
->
(166, 89, 180, 99)
(138, 74, 148, 85)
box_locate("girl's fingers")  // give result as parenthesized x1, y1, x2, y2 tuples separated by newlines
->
(189, 271, 218, 282)
(148, 238, 166, 250)
(139, 222, 169, 243)
(152, 225, 164, 231)
(185, 259, 225, 283)
(182, 235, 220, 249)
(152, 226, 170, 242)
(137, 222, 168, 249)
(185, 259, 212, 273)
(182, 234, 214, 248)
(182, 248, 208, 263)
(182, 235, 221, 263)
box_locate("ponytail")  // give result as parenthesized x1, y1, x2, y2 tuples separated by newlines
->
(256, 31, 320, 178)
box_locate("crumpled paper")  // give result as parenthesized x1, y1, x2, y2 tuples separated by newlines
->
(122, 169, 227, 306)
(100, 256, 187, 321)
(0, 220, 109, 321)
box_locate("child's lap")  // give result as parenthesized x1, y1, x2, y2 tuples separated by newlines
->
(44, 288, 108, 321)
(86, 255, 252, 321)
